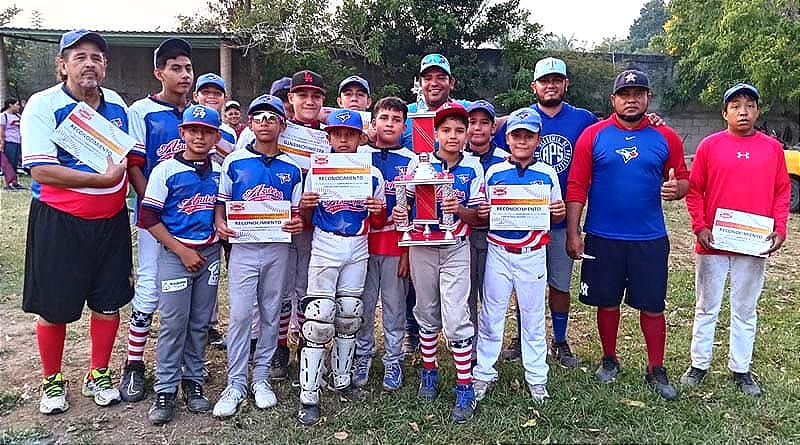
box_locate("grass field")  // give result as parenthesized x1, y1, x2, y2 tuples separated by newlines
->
(1, 176, 799, 444)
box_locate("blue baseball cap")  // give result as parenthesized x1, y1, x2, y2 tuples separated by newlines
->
(153, 37, 192, 68)
(59, 29, 107, 54)
(195, 73, 226, 93)
(247, 94, 286, 118)
(270, 77, 292, 95)
(420, 53, 451, 75)
(179, 105, 221, 130)
(338, 75, 370, 95)
(324, 109, 364, 134)
(506, 107, 542, 134)
(467, 100, 496, 121)
(533, 57, 567, 81)
(723, 82, 760, 104)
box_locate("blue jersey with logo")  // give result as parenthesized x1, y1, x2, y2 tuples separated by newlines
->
(217, 145, 303, 212)
(465, 143, 508, 175)
(128, 96, 186, 178)
(304, 165, 386, 236)
(485, 160, 561, 249)
(141, 154, 221, 246)
(401, 99, 472, 149)
(358, 143, 416, 233)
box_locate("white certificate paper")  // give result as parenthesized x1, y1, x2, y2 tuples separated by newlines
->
(278, 122, 331, 170)
(50, 102, 139, 173)
(226, 200, 292, 243)
(711, 208, 774, 257)
(489, 184, 550, 231)
(310, 153, 372, 201)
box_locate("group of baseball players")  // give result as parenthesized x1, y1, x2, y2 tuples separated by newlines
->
(19, 29, 790, 428)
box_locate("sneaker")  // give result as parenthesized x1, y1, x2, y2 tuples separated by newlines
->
(82, 368, 121, 406)
(732, 372, 762, 397)
(252, 380, 278, 409)
(119, 361, 146, 402)
(382, 362, 403, 391)
(551, 340, 579, 368)
(528, 383, 550, 403)
(402, 334, 419, 357)
(269, 344, 290, 381)
(3, 185, 17, 191)
(352, 355, 371, 388)
(418, 368, 439, 401)
(208, 327, 226, 350)
(40, 373, 69, 415)
(148, 392, 176, 425)
(502, 337, 521, 361)
(181, 380, 210, 413)
(12, 183, 27, 190)
(212, 386, 246, 418)
(595, 355, 620, 384)
(338, 383, 367, 402)
(473, 379, 491, 402)
(644, 366, 679, 400)
(297, 403, 321, 426)
(451, 383, 476, 423)
(679, 366, 708, 386)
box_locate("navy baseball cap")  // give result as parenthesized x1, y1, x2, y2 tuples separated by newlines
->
(270, 77, 292, 95)
(420, 53, 451, 75)
(338, 75, 370, 95)
(506, 107, 542, 134)
(195, 73, 226, 93)
(467, 100, 496, 121)
(59, 29, 107, 54)
(291, 70, 326, 94)
(533, 57, 567, 81)
(324, 109, 364, 134)
(248, 94, 286, 118)
(153, 38, 192, 68)
(434, 102, 469, 128)
(723, 82, 760, 104)
(179, 105, 221, 130)
(613, 69, 650, 94)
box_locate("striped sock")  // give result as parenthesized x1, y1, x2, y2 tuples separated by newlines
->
(419, 330, 439, 370)
(451, 339, 473, 385)
(278, 300, 292, 346)
(127, 310, 152, 364)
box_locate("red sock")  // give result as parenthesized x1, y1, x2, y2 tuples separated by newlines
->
(640, 312, 666, 373)
(278, 311, 291, 346)
(597, 307, 620, 360)
(419, 331, 439, 370)
(37, 323, 66, 377)
(90, 316, 120, 371)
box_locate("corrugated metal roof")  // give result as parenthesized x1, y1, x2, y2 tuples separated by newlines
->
(0, 27, 234, 49)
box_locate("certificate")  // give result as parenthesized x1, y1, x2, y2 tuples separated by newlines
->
(710, 208, 774, 257)
(489, 184, 550, 231)
(226, 200, 292, 243)
(310, 153, 372, 201)
(50, 102, 140, 173)
(278, 122, 331, 171)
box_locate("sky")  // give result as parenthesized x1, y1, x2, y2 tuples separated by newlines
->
(7, 0, 648, 47)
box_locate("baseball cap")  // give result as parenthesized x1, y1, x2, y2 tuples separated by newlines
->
(506, 107, 542, 134)
(59, 29, 107, 54)
(466, 100, 496, 121)
(224, 100, 241, 110)
(179, 105, 221, 130)
(420, 53, 451, 75)
(290, 70, 326, 94)
(153, 37, 192, 68)
(723, 82, 760, 104)
(613, 69, 650, 94)
(247, 94, 286, 118)
(324, 109, 365, 134)
(533, 57, 567, 81)
(338, 75, 370, 95)
(270, 77, 292, 95)
(434, 102, 469, 128)
(195, 73, 226, 93)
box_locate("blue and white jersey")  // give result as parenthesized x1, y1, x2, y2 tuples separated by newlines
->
(465, 143, 508, 177)
(485, 160, 561, 249)
(358, 143, 416, 232)
(217, 145, 303, 213)
(220, 122, 237, 144)
(127, 96, 186, 178)
(406, 153, 485, 237)
(141, 154, 221, 247)
(304, 165, 386, 236)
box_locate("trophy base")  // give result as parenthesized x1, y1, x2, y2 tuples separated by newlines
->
(398, 229, 458, 246)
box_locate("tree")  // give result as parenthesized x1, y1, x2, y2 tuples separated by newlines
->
(627, 0, 668, 53)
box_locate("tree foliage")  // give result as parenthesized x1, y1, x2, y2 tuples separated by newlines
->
(628, 0, 668, 52)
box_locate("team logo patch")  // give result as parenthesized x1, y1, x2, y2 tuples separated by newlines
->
(537, 134, 573, 174)
(276, 173, 292, 184)
(737, 151, 750, 159)
(456, 174, 471, 184)
(178, 193, 216, 214)
(615, 146, 639, 164)
(162, 278, 188, 293)
(514, 110, 530, 119)
(242, 184, 284, 201)
(624, 72, 637, 83)
(193, 107, 207, 118)
(580, 281, 589, 297)
(156, 139, 186, 161)
(207, 260, 220, 286)
(336, 111, 351, 122)
(304, 71, 313, 83)
(109, 118, 124, 128)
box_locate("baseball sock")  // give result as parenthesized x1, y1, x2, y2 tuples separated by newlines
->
(640, 312, 666, 373)
(419, 330, 438, 370)
(552, 311, 569, 343)
(127, 310, 152, 364)
(37, 322, 66, 377)
(90, 316, 120, 371)
(597, 307, 620, 360)
(278, 300, 291, 346)
(451, 339, 473, 385)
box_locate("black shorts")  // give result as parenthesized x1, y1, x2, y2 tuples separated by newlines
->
(578, 234, 669, 313)
(22, 200, 134, 324)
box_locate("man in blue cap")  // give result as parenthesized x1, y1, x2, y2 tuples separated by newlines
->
(21, 29, 132, 414)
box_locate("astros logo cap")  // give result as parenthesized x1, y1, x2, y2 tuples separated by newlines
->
(613, 69, 650, 94)
(179, 104, 221, 130)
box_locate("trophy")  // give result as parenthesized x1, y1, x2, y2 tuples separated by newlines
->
(394, 106, 457, 246)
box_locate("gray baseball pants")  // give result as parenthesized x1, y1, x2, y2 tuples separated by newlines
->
(356, 254, 409, 365)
